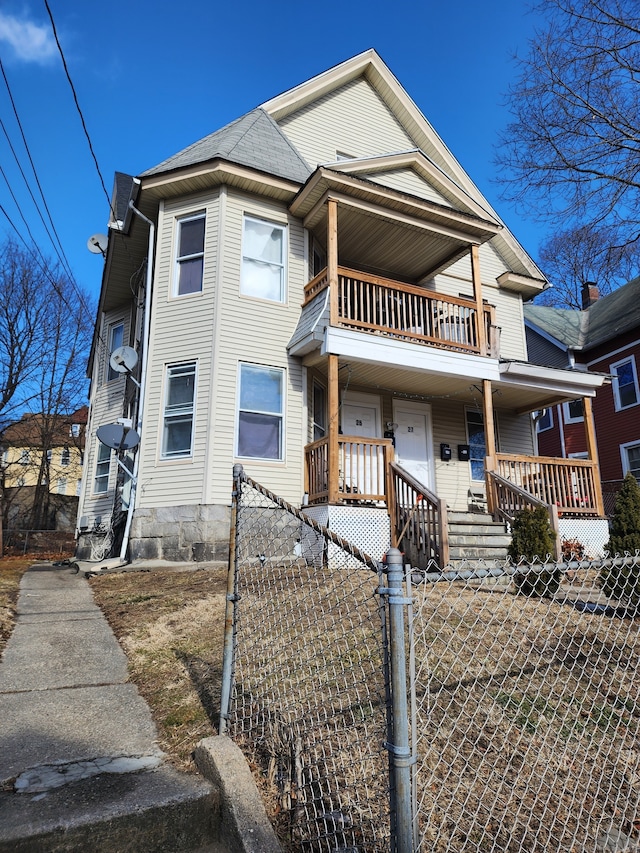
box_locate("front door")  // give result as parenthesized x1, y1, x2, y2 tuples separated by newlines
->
(341, 393, 382, 495)
(393, 401, 434, 491)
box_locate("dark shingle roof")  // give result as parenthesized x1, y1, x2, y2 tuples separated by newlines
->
(141, 108, 312, 184)
(524, 276, 640, 352)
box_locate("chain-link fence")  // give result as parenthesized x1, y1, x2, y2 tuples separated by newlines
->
(411, 557, 640, 852)
(222, 466, 392, 852)
(222, 465, 640, 852)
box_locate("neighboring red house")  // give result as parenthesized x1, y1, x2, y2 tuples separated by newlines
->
(525, 278, 640, 513)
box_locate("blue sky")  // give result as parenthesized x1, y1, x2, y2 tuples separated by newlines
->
(0, 1, 544, 301)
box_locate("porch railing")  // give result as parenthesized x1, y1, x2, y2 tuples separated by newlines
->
(492, 453, 604, 517)
(389, 462, 449, 568)
(486, 470, 561, 559)
(304, 435, 394, 505)
(303, 267, 496, 356)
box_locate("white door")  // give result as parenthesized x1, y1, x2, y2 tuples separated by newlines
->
(393, 402, 434, 491)
(341, 394, 381, 495)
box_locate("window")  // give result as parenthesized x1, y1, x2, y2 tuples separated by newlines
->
(312, 381, 327, 441)
(94, 443, 111, 493)
(612, 356, 639, 410)
(622, 442, 640, 483)
(19, 450, 30, 466)
(56, 478, 67, 494)
(465, 409, 486, 481)
(162, 362, 196, 458)
(237, 363, 284, 460)
(61, 446, 70, 467)
(241, 216, 286, 302)
(175, 214, 205, 296)
(536, 408, 553, 432)
(107, 321, 124, 381)
(563, 399, 584, 423)
(70, 423, 81, 438)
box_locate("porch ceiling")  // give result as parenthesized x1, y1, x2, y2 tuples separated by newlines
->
(291, 168, 502, 283)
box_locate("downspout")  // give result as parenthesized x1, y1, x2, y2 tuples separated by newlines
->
(118, 201, 155, 563)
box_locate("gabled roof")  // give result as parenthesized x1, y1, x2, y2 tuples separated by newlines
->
(141, 108, 312, 184)
(524, 276, 640, 352)
(2, 407, 88, 448)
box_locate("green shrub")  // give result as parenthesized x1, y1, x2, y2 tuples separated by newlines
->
(599, 473, 640, 607)
(508, 506, 561, 598)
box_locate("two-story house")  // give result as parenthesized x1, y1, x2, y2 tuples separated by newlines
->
(526, 277, 640, 515)
(76, 50, 608, 568)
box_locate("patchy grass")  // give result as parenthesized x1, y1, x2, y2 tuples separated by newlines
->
(0, 557, 35, 653)
(89, 567, 228, 772)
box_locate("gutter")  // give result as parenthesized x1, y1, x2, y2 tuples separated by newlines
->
(118, 201, 155, 563)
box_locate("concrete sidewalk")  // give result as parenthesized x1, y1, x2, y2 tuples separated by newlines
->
(0, 560, 282, 853)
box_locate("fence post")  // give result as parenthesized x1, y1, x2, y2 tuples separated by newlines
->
(384, 546, 414, 853)
(219, 464, 243, 735)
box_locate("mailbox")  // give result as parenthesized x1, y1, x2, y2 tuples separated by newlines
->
(458, 444, 470, 461)
(440, 443, 452, 461)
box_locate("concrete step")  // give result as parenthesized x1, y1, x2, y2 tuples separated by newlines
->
(0, 766, 222, 853)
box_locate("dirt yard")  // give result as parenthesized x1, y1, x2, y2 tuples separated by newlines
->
(89, 565, 228, 772)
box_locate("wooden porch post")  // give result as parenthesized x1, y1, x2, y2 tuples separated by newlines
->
(327, 198, 339, 326)
(483, 379, 497, 514)
(327, 353, 340, 504)
(583, 396, 605, 516)
(471, 245, 487, 356)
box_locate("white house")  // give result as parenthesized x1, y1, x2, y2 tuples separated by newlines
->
(76, 50, 607, 567)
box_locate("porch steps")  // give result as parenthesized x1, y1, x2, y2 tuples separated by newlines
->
(447, 512, 511, 566)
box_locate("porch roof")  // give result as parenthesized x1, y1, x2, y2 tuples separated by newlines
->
(295, 326, 608, 414)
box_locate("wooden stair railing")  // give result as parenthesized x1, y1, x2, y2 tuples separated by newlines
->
(389, 462, 449, 569)
(486, 470, 561, 559)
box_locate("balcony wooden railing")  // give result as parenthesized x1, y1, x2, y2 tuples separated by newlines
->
(305, 435, 394, 505)
(491, 453, 604, 517)
(303, 266, 497, 356)
(389, 462, 448, 569)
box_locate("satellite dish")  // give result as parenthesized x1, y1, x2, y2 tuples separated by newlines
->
(97, 423, 140, 452)
(109, 346, 139, 374)
(87, 233, 108, 256)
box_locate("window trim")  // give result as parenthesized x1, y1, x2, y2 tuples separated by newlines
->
(240, 214, 287, 304)
(173, 212, 206, 298)
(106, 321, 125, 382)
(236, 362, 285, 462)
(465, 407, 486, 482)
(93, 442, 111, 494)
(562, 398, 584, 424)
(620, 440, 640, 482)
(160, 361, 198, 460)
(536, 407, 554, 433)
(611, 355, 639, 411)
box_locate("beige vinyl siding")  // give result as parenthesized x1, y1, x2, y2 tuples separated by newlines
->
(361, 168, 454, 207)
(80, 307, 133, 525)
(279, 77, 415, 169)
(497, 409, 535, 456)
(431, 401, 476, 512)
(136, 191, 219, 509)
(208, 189, 306, 505)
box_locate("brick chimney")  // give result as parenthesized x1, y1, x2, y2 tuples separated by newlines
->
(581, 281, 600, 309)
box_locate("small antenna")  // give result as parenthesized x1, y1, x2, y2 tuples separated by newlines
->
(87, 233, 108, 257)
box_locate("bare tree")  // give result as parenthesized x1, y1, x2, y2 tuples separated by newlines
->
(496, 0, 640, 262)
(536, 223, 637, 306)
(0, 238, 93, 532)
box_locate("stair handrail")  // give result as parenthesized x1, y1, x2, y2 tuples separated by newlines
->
(389, 462, 449, 569)
(485, 469, 560, 559)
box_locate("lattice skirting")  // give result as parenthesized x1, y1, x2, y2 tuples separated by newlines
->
(558, 517, 610, 559)
(303, 505, 391, 568)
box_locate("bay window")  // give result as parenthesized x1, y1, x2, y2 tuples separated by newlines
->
(240, 215, 286, 302)
(237, 363, 284, 460)
(162, 362, 197, 458)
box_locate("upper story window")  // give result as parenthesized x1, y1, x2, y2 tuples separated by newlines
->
(19, 450, 30, 466)
(175, 213, 205, 296)
(161, 362, 197, 459)
(107, 321, 124, 382)
(611, 356, 639, 411)
(70, 424, 81, 438)
(621, 441, 640, 483)
(94, 442, 111, 494)
(61, 446, 70, 467)
(237, 363, 284, 460)
(241, 216, 286, 303)
(536, 408, 553, 432)
(563, 399, 584, 424)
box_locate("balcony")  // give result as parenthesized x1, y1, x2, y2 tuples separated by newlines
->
(303, 266, 498, 356)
